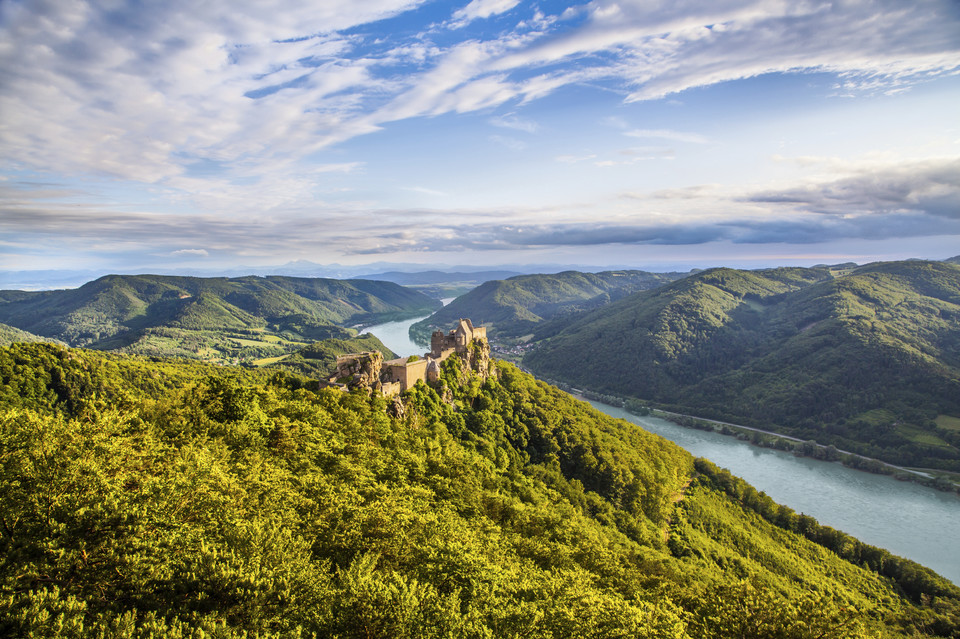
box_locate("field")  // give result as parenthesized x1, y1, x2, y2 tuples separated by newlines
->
(936, 415, 960, 432)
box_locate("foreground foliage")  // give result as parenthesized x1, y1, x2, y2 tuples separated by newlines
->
(1, 342, 958, 637)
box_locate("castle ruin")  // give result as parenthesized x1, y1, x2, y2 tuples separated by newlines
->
(324, 318, 489, 396)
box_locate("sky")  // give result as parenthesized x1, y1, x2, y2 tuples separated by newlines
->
(1, 0, 959, 276)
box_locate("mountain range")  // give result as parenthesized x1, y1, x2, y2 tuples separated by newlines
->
(411, 269, 687, 342)
(0, 274, 438, 363)
(523, 260, 960, 470)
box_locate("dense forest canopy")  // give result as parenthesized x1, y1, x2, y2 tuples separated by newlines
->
(1, 341, 958, 637)
(524, 261, 960, 471)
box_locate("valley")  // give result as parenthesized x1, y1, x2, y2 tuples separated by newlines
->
(3, 261, 960, 635)
(0, 273, 440, 365)
(364, 312, 960, 585)
(521, 260, 960, 473)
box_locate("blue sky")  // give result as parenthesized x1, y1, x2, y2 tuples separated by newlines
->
(1, 0, 959, 274)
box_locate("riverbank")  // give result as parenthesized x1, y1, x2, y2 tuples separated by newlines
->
(652, 408, 960, 492)
(360, 315, 960, 584)
(579, 394, 960, 586)
(549, 382, 960, 494)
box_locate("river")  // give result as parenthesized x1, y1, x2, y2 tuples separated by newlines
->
(360, 298, 454, 357)
(359, 315, 430, 357)
(361, 314, 960, 585)
(584, 400, 960, 585)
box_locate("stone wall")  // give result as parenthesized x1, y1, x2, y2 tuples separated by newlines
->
(328, 318, 489, 396)
(384, 357, 428, 391)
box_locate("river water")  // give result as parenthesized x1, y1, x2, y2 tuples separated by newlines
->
(360, 298, 454, 357)
(585, 400, 960, 585)
(362, 314, 960, 585)
(360, 316, 430, 358)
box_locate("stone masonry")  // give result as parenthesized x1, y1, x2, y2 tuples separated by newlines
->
(323, 318, 488, 396)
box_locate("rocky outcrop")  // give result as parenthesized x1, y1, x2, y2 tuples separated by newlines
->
(328, 351, 384, 391)
(462, 335, 492, 379)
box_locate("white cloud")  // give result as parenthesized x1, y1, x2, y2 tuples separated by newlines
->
(1, 0, 958, 240)
(0, 0, 424, 183)
(451, 0, 522, 27)
(490, 113, 539, 133)
(171, 249, 209, 257)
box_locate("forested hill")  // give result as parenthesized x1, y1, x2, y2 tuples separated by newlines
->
(0, 274, 439, 362)
(0, 322, 59, 346)
(1, 341, 958, 636)
(524, 260, 960, 470)
(412, 269, 686, 339)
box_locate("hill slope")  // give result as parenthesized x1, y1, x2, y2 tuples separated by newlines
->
(412, 269, 686, 341)
(525, 261, 960, 470)
(1, 342, 957, 636)
(266, 333, 398, 378)
(354, 270, 525, 299)
(0, 274, 439, 363)
(0, 322, 60, 346)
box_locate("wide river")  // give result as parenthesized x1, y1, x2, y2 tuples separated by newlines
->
(363, 314, 960, 585)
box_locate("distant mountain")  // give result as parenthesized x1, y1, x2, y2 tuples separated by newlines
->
(0, 261, 694, 291)
(0, 269, 109, 291)
(356, 269, 526, 300)
(524, 261, 960, 470)
(0, 274, 439, 363)
(353, 270, 524, 286)
(411, 269, 687, 341)
(945, 255, 960, 265)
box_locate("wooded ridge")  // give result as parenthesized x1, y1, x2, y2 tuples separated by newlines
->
(0, 274, 439, 364)
(411, 269, 687, 343)
(524, 260, 960, 471)
(1, 341, 958, 636)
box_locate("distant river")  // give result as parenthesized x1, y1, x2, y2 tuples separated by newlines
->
(361, 314, 960, 585)
(361, 298, 453, 357)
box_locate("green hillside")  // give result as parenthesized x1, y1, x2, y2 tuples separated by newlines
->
(266, 333, 398, 377)
(354, 270, 525, 299)
(525, 261, 960, 470)
(0, 322, 59, 347)
(411, 270, 686, 342)
(1, 342, 958, 637)
(0, 274, 440, 363)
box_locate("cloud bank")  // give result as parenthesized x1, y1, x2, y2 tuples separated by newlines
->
(4, 158, 956, 262)
(2, 0, 957, 184)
